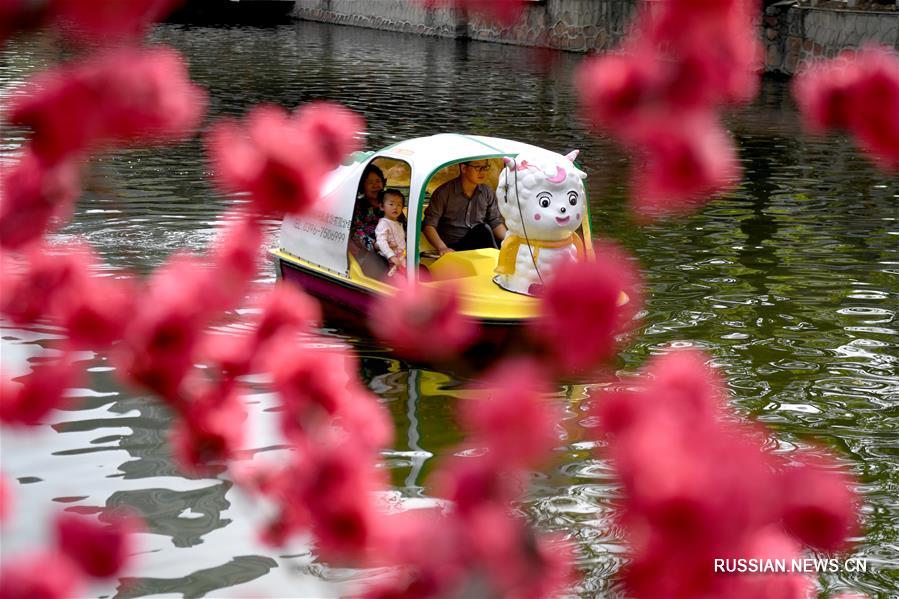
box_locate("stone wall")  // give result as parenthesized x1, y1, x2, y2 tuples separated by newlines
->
(465, 0, 638, 52)
(292, 0, 461, 37)
(294, 0, 899, 74)
(764, 4, 899, 74)
(293, 0, 638, 53)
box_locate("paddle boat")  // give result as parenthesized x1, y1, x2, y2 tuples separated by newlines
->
(271, 134, 595, 334)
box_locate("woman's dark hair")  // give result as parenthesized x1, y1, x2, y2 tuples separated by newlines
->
(358, 163, 387, 195)
(379, 188, 405, 205)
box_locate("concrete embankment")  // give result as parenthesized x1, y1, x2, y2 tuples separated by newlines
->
(292, 0, 899, 75)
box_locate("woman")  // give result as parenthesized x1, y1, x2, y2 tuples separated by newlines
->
(350, 163, 386, 256)
(350, 163, 391, 278)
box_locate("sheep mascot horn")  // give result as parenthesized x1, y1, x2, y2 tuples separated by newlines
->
(494, 150, 587, 296)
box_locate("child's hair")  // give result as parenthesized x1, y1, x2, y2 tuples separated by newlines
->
(379, 188, 405, 206)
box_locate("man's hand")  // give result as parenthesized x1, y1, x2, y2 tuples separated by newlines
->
(423, 225, 452, 258)
(438, 247, 455, 256)
(390, 256, 404, 268)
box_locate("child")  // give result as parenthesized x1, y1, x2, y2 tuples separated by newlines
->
(375, 189, 407, 278)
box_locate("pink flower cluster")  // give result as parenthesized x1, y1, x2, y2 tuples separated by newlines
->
(0, 511, 141, 598)
(1, 46, 206, 250)
(368, 278, 479, 362)
(216, 308, 395, 562)
(1, 5, 378, 591)
(420, 0, 527, 27)
(577, 0, 761, 217)
(793, 45, 899, 172)
(237, 409, 393, 561)
(9, 46, 205, 164)
(590, 349, 860, 598)
(362, 360, 575, 598)
(208, 102, 364, 215)
(531, 242, 642, 376)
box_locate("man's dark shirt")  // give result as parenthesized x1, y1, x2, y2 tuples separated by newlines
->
(423, 177, 503, 246)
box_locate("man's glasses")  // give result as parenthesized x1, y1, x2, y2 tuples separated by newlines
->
(465, 163, 491, 172)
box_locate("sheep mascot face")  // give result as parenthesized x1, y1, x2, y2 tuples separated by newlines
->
(494, 150, 587, 296)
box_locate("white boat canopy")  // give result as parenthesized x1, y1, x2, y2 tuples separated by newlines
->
(278, 134, 577, 277)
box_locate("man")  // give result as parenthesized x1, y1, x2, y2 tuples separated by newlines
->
(423, 160, 507, 255)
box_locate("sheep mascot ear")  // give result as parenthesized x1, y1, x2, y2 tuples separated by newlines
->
(503, 156, 516, 168)
(564, 150, 587, 179)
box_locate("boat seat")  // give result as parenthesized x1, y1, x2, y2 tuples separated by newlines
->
(348, 249, 389, 282)
(427, 248, 500, 281)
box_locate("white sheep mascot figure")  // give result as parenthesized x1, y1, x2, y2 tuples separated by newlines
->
(494, 150, 586, 296)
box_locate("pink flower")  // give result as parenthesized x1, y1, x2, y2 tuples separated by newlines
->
(433, 454, 522, 516)
(846, 46, 899, 172)
(0, 472, 10, 523)
(57, 276, 135, 349)
(48, 0, 181, 42)
(460, 0, 526, 26)
(794, 54, 862, 133)
(294, 102, 365, 169)
(576, 0, 756, 219)
(0, 355, 82, 426)
(631, 117, 740, 217)
(50, 249, 136, 349)
(0, 150, 81, 250)
(780, 453, 860, 553)
(661, 33, 760, 111)
(647, 3, 761, 107)
(719, 527, 814, 599)
(794, 45, 899, 172)
(266, 336, 392, 450)
(639, 348, 726, 422)
(251, 433, 389, 562)
(0, 241, 130, 346)
(0, 245, 83, 325)
(206, 212, 264, 311)
(55, 511, 142, 579)
(420, 0, 526, 26)
(170, 381, 247, 473)
(467, 511, 575, 599)
(363, 510, 465, 598)
(201, 332, 256, 379)
(577, 50, 659, 133)
(531, 242, 642, 374)
(588, 349, 861, 598)
(368, 279, 479, 362)
(254, 284, 321, 344)
(0, 551, 85, 599)
(208, 102, 363, 215)
(118, 253, 212, 398)
(9, 46, 206, 163)
(578, 11, 760, 131)
(301, 441, 388, 563)
(461, 359, 560, 469)
(207, 106, 323, 215)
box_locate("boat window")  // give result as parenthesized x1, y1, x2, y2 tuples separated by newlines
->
(417, 158, 505, 272)
(349, 157, 412, 283)
(374, 158, 412, 197)
(422, 158, 503, 205)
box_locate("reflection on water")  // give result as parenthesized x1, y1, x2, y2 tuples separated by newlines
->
(1, 20, 897, 598)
